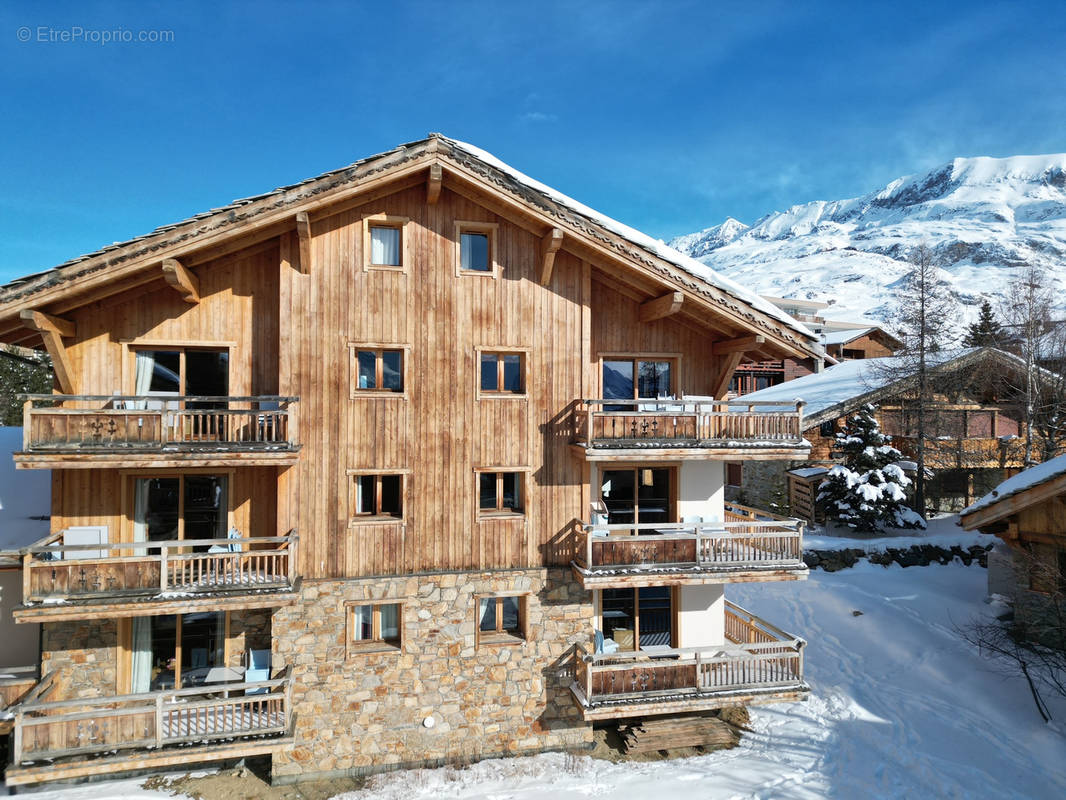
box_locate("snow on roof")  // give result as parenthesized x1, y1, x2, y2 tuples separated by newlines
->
(734, 348, 984, 420)
(962, 453, 1066, 517)
(789, 466, 829, 478)
(821, 328, 875, 346)
(444, 137, 817, 344)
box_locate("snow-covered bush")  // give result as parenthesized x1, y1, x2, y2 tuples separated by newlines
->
(817, 404, 926, 532)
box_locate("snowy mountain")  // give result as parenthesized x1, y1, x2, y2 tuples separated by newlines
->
(670, 155, 1066, 329)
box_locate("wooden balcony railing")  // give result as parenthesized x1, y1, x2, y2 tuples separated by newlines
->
(575, 519, 804, 572)
(10, 667, 292, 765)
(574, 603, 804, 708)
(20, 395, 298, 452)
(576, 398, 804, 449)
(22, 529, 298, 604)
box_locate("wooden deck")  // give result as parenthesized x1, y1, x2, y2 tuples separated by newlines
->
(5, 668, 293, 786)
(15, 529, 299, 622)
(573, 517, 806, 588)
(572, 602, 807, 721)
(573, 398, 807, 460)
(15, 395, 299, 469)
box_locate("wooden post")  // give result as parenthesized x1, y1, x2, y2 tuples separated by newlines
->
(586, 528, 593, 568)
(22, 551, 32, 603)
(159, 546, 168, 592)
(155, 693, 164, 748)
(695, 650, 702, 691)
(13, 707, 23, 764)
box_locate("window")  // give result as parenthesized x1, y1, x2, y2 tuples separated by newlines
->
(349, 473, 404, 522)
(131, 474, 229, 551)
(349, 345, 406, 396)
(726, 463, 743, 488)
(599, 467, 673, 527)
(347, 602, 402, 654)
(476, 595, 527, 645)
(125, 612, 226, 692)
(600, 587, 675, 652)
(479, 351, 525, 395)
(131, 347, 229, 407)
(602, 357, 675, 409)
(478, 471, 524, 515)
(819, 420, 836, 438)
(362, 215, 409, 271)
(455, 221, 499, 277)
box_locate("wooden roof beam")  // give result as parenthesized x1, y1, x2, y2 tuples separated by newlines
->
(427, 164, 443, 205)
(20, 310, 75, 393)
(295, 212, 313, 275)
(711, 352, 744, 400)
(639, 291, 683, 323)
(539, 228, 564, 286)
(161, 258, 200, 304)
(712, 334, 765, 355)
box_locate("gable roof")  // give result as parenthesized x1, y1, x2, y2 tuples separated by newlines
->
(0, 134, 818, 357)
(960, 454, 1066, 529)
(734, 347, 1024, 428)
(821, 326, 902, 349)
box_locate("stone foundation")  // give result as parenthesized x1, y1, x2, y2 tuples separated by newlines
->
(271, 567, 594, 781)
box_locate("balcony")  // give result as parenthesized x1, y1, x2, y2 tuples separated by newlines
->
(14, 529, 299, 623)
(572, 516, 807, 588)
(5, 668, 293, 787)
(571, 602, 808, 721)
(572, 398, 808, 461)
(15, 395, 299, 469)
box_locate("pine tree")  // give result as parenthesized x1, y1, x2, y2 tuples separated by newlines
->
(816, 404, 925, 533)
(963, 300, 1005, 347)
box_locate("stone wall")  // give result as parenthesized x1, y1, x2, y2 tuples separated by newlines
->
(737, 460, 794, 514)
(271, 567, 593, 782)
(803, 543, 993, 572)
(40, 618, 118, 699)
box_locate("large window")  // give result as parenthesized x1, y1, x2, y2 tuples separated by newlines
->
(599, 467, 672, 526)
(132, 347, 229, 407)
(602, 357, 674, 408)
(600, 587, 674, 652)
(132, 474, 228, 550)
(128, 611, 226, 692)
(350, 346, 406, 395)
(347, 602, 402, 655)
(349, 473, 404, 522)
(478, 471, 524, 515)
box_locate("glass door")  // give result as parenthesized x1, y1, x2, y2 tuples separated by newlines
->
(600, 467, 672, 531)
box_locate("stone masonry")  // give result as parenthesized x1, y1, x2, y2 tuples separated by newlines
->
(271, 567, 593, 781)
(41, 618, 118, 700)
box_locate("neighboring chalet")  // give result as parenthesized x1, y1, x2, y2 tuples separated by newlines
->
(0, 135, 820, 786)
(731, 348, 1033, 518)
(729, 296, 900, 397)
(960, 456, 1066, 646)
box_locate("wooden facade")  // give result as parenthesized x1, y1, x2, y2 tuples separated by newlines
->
(0, 136, 818, 784)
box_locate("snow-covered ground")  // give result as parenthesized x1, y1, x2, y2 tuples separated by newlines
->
(339, 561, 1066, 800)
(8, 558, 1065, 799)
(805, 511, 997, 552)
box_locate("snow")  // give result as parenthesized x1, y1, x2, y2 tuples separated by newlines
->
(442, 137, 818, 344)
(963, 452, 1066, 516)
(805, 513, 996, 552)
(821, 327, 877, 346)
(789, 466, 828, 478)
(0, 773, 197, 799)
(334, 561, 1066, 800)
(670, 153, 1066, 327)
(734, 348, 983, 419)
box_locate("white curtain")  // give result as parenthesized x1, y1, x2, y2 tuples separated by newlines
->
(370, 227, 400, 266)
(131, 351, 154, 410)
(130, 617, 152, 693)
(133, 478, 151, 556)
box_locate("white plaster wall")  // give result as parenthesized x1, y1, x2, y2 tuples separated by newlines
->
(678, 460, 725, 524)
(0, 568, 39, 669)
(678, 583, 725, 648)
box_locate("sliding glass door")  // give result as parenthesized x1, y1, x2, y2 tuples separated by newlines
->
(599, 467, 673, 528)
(132, 474, 228, 551)
(600, 587, 675, 652)
(130, 612, 226, 692)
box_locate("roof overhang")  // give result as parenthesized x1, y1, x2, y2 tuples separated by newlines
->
(960, 470, 1066, 530)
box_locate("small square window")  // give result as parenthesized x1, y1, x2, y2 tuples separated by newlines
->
(362, 215, 409, 272)
(350, 473, 404, 522)
(455, 222, 498, 277)
(479, 351, 525, 395)
(477, 595, 528, 646)
(478, 471, 524, 514)
(347, 602, 402, 655)
(350, 346, 406, 396)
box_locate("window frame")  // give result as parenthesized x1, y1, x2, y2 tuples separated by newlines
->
(123, 341, 235, 399)
(346, 470, 409, 525)
(596, 464, 678, 527)
(475, 467, 528, 517)
(475, 346, 529, 399)
(454, 221, 500, 278)
(598, 353, 682, 401)
(348, 343, 410, 399)
(345, 600, 404, 656)
(475, 593, 529, 647)
(362, 214, 410, 273)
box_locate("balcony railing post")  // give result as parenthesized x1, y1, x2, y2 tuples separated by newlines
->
(22, 550, 33, 604)
(695, 650, 702, 692)
(155, 693, 164, 748)
(586, 528, 594, 568)
(159, 546, 168, 593)
(13, 706, 23, 764)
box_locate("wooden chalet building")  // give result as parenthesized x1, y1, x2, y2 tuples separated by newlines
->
(0, 135, 819, 786)
(732, 348, 1034, 518)
(960, 456, 1066, 647)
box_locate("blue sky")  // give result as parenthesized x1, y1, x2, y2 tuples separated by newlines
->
(2, 0, 1065, 284)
